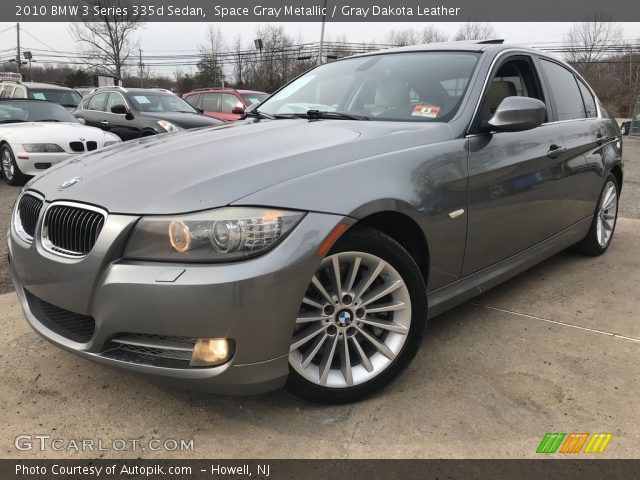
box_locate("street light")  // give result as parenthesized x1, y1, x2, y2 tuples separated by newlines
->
(23, 51, 33, 81)
(254, 39, 264, 91)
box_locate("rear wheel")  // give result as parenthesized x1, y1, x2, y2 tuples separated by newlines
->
(286, 226, 427, 403)
(1, 144, 29, 186)
(575, 174, 619, 256)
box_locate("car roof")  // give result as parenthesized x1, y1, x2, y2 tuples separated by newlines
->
(185, 88, 268, 95)
(348, 40, 561, 61)
(0, 98, 60, 106)
(92, 86, 175, 95)
(21, 82, 77, 91)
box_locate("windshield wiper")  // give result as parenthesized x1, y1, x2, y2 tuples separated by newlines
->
(38, 119, 61, 122)
(0, 120, 24, 124)
(244, 108, 276, 120)
(287, 110, 369, 121)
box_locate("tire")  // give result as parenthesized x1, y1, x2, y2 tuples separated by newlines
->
(286, 225, 427, 403)
(1, 144, 29, 186)
(139, 130, 157, 138)
(575, 174, 619, 256)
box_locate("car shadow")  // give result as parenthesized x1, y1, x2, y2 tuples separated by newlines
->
(152, 248, 587, 414)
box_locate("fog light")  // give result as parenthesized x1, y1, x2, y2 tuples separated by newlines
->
(190, 338, 233, 367)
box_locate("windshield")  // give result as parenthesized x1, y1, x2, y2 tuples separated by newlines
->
(259, 52, 480, 122)
(0, 100, 78, 123)
(241, 93, 269, 105)
(29, 89, 82, 108)
(129, 93, 198, 113)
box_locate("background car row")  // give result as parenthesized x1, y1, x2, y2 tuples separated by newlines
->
(0, 77, 264, 185)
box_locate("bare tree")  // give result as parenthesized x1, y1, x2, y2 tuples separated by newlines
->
(386, 26, 447, 47)
(453, 22, 496, 41)
(70, 0, 142, 82)
(231, 35, 244, 87)
(564, 19, 622, 75)
(421, 25, 448, 44)
(252, 24, 296, 92)
(197, 24, 225, 87)
(386, 28, 421, 47)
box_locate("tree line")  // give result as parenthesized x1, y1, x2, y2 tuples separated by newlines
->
(3, 6, 638, 117)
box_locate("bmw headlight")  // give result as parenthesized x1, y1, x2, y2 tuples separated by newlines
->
(157, 120, 182, 133)
(125, 207, 305, 261)
(104, 140, 121, 147)
(22, 143, 64, 153)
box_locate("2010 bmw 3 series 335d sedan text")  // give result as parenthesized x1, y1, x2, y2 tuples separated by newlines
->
(8, 42, 623, 403)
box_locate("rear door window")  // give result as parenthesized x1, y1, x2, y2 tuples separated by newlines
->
(540, 59, 586, 121)
(576, 80, 598, 118)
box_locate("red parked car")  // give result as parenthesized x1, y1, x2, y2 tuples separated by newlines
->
(182, 88, 269, 122)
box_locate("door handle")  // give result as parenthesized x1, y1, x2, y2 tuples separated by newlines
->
(100, 120, 109, 126)
(547, 144, 567, 159)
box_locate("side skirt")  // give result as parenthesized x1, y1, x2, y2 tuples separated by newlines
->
(426, 216, 592, 319)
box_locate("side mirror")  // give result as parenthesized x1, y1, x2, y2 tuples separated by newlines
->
(231, 106, 245, 115)
(111, 104, 134, 120)
(76, 117, 86, 125)
(110, 104, 127, 115)
(487, 96, 546, 132)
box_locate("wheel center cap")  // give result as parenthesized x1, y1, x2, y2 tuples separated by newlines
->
(336, 310, 353, 327)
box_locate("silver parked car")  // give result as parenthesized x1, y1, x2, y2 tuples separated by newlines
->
(8, 41, 623, 402)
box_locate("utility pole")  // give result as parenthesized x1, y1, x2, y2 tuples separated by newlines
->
(138, 48, 144, 87)
(16, 23, 21, 76)
(318, 0, 327, 65)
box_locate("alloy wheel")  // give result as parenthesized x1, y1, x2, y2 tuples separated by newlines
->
(1, 149, 14, 180)
(596, 180, 617, 248)
(289, 251, 412, 389)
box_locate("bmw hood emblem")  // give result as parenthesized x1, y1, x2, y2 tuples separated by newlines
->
(58, 177, 82, 190)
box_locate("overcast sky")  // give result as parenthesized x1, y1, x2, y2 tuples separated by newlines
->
(1, 22, 639, 76)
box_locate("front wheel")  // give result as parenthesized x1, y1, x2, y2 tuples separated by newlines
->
(286, 226, 427, 403)
(1, 144, 29, 186)
(575, 174, 619, 256)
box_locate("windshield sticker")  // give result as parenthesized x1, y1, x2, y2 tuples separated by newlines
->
(412, 104, 440, 118)
(133, 95, 150, 104)
(32, 93, 46, 100)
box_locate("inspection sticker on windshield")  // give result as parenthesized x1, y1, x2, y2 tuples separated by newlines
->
(133, 95, 150, 104)
(412, 104, 440, 118)
(32, 93, 46, 100)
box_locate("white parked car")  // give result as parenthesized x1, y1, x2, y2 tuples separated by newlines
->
(0, 99, 120, 185)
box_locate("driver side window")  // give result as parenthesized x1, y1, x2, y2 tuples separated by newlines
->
(478, 57, 546, 129)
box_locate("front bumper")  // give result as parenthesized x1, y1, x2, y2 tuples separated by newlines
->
(14, 151, 76, 176)
(8, 208, 348, 394)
